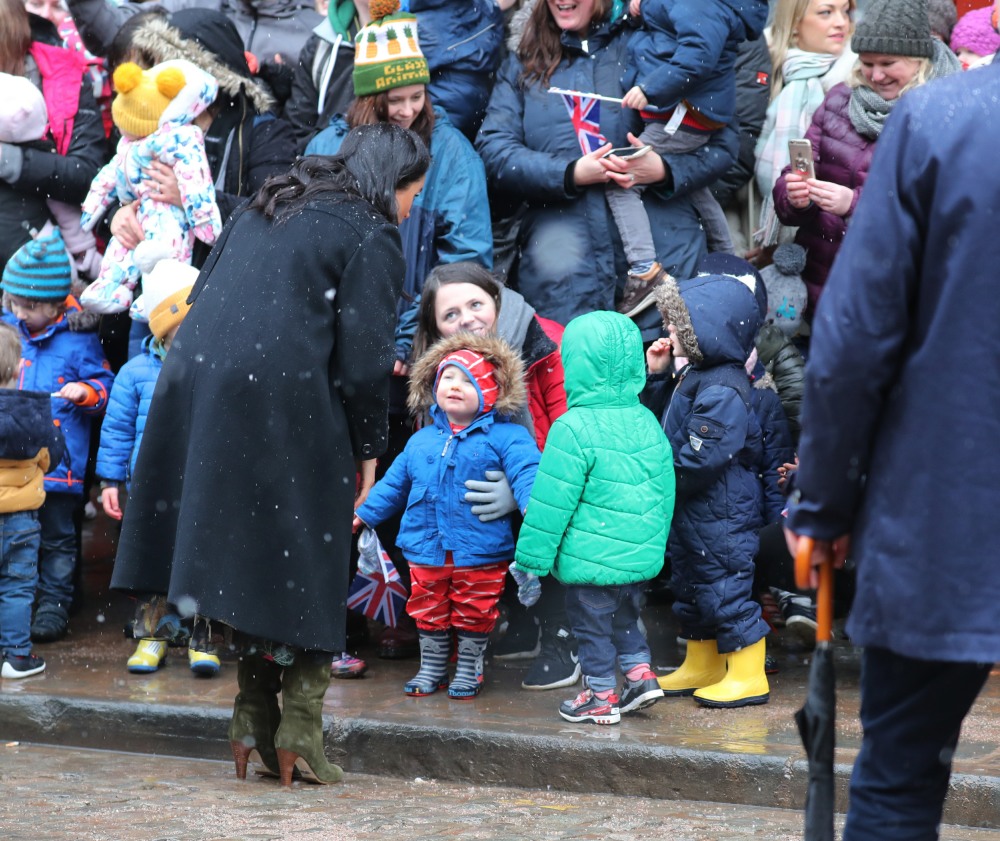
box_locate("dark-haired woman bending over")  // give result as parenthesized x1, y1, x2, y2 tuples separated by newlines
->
(109, 124, 430, 786)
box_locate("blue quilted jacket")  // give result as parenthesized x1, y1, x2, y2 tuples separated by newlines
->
(4, 301, 113, 496)
(95, 337, 162, 487)
(356, 404, 540, 568)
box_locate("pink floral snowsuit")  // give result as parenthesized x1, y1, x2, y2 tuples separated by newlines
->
(80, 92, 221, 314)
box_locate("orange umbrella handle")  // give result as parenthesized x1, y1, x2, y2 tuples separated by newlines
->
(794, 536, 834, 644)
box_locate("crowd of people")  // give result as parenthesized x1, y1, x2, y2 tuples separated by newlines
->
(0, 0, 997, 833)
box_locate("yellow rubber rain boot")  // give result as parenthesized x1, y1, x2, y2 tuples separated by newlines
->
(656, 639, 727, 696)
(127, 637, 167, 673)
(693, 638, 770, 708)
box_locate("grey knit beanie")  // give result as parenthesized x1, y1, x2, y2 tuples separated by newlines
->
(852, 0, 936, 58)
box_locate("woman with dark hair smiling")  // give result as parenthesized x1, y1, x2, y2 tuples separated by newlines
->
(109, 124, 430, 787)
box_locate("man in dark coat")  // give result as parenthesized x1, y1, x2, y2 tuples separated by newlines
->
(110, 195, 404, 654)
(787, 60, 1000, 841)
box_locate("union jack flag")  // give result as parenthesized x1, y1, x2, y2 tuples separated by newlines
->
(560, 94, 608, 156)
(347, 529, 408, 627)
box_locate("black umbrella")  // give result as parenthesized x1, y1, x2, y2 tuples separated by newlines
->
(794, 538, 836, 841)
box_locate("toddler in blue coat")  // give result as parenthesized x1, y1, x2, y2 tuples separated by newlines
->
(354, 333, 540, 700)
(93, 255, 221, 677)
(611, 0, 768, 316)
(647, 271, 770, 708)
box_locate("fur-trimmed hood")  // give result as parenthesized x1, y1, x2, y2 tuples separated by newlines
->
(506, 0, 537, 53)
(655, 272, 762, 368)
(129, 16, 274, 114)
(408, 333, 527, 418)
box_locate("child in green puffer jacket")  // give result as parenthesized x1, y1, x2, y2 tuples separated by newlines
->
(515, 311, 675, 726)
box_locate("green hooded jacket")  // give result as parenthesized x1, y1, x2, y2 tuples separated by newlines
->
(515, 311, 675, 586)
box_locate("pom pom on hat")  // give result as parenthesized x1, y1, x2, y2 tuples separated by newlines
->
(156, 67, 187, 98)
(112, 62, 144, 94)
(369, 0, 399, 18)
(353, 0, 430, 97)
(772, 243, 808, 275)
(2, 225, 72, 302)
(111, 59, 217, 138)
(434, 349, 499, 415)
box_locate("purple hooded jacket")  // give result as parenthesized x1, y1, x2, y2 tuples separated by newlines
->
(772, 83, 876, 315)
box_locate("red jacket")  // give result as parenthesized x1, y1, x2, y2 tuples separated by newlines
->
(524, 315, 568, 450)
(28, 40, 85, 156)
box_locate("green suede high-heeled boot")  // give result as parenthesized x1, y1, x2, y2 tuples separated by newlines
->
(228, 652, 282, 779)
(274, 653, 344, 786)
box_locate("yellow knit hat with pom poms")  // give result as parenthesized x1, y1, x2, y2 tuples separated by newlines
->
(111, 62, 187, 138)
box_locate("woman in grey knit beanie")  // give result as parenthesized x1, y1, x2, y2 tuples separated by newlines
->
(770, 0, 961, 317)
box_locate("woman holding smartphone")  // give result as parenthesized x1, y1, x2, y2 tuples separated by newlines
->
(476, 0, 739, 326)
(772, 0, 959, 317)
(754, 0, 857, 254)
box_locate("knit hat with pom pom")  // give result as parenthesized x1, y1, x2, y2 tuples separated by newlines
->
(111, 58, 218, 138)
(759, 244, 808, 337)
(352, 0, 430, 97)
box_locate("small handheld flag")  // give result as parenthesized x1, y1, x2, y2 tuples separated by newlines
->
(347, 528, 408, 627)
(553, 90, 609, 156)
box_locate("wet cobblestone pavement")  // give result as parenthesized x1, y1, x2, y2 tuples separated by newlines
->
(4, 743, 998, 841)
(1, 510, 998, 834)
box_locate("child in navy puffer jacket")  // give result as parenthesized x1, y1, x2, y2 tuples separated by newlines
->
(354, 334, 540, 701)
(647, 270, 770, 708)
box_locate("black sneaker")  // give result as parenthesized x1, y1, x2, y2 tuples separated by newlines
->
(2, 652, 46, 679)
(770, 587, 818, 648)
(559, 689, 620, 725)
(522, 626, 581, 690)
(31, 605, 68, 643)
(492, 615, 540, 661)
(619, 669, 664, 713)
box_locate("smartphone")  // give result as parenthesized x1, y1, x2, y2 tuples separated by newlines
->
(788, 138, 815, 179)
(602, 145, 652, 160)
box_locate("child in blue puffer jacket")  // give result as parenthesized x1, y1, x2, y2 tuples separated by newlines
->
(93, 256, 220, 677)
(647, 270, 770, 708)
(2, 227, 114, 644)
(354, 334, 540, 701)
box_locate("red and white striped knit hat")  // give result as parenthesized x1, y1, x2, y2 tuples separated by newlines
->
(434, 349, 498, 415)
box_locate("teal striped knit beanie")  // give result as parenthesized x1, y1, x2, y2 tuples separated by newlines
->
(2, 228, 73, 301)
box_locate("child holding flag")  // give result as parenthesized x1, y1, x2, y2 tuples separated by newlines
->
(353, 335, 540, 700)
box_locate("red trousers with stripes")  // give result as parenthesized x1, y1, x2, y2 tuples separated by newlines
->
(407, 553, 508, 633)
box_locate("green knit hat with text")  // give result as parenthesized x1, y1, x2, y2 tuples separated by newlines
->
(352, 0, 430, 97)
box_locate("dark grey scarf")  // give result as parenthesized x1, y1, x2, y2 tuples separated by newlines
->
(849, 39, 961, 140)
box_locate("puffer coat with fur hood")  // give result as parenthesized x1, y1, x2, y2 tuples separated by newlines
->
(355, 334, 541, 568)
